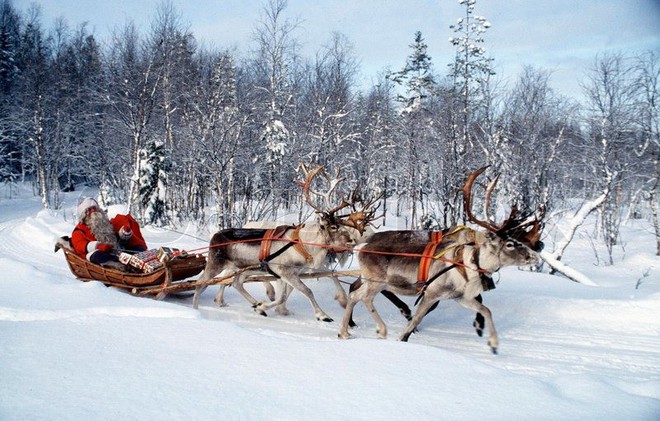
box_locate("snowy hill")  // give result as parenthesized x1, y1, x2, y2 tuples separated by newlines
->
(1, 186, 658, 420)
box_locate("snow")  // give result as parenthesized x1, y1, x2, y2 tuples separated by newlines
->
(1, 185, 659, 420)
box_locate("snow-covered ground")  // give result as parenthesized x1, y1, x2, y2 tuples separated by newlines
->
(1, 186, 658, 420)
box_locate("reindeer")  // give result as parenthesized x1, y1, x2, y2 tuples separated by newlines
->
(344, 226, 489, 334)
(192, 164, 374, 322)
(338, 167, 544, 353)
(208, 219, 345, 309)
(209, 217, 372, 309)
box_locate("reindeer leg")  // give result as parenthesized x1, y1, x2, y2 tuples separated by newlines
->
(192, 285, 206, 309)
(279, 275, 333, 322)
(399, 295, 439, 342)
(264, 281, 276, 302)
(193, 266, 215, 309)
(346, 279, 362, 328)
(254, 281, 291, 316)
(231, 274, 266, 316)
(273, 281, 293, 316)
(363, 288, 387, 339)
(473, 294, 485, 337)
(381, 290, 412, 321)
(213, 270, 237, 307)
(338, 295, 360, 339)
(332, 276, 348, 308)
(458, 296, 498, 354)
(214, 285, 228, 307)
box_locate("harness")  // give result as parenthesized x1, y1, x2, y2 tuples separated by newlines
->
(414, 225, 497, 301)
(416, 226, 469, 286)
(258, 225, 313, 277)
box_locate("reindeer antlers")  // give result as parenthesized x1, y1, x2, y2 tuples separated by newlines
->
(462, 166, 544, 250)
(297, 163, 379, 233)
(297, 163, 351, 216)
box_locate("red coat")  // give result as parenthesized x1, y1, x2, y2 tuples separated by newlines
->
(111, 214, 147, 251)
(71, 223, 100, 259)
(70, 214, 147, 260)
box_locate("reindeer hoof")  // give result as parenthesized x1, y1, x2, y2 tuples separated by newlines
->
(488, 338, 498, 354)
(319, 316, 333, 323)
(348, 320, 357, 328)
(252, 303, 268, 317)
(338, 331, 351, 339)
(473, 320, 484, 337)
(275, 307, 290, 316)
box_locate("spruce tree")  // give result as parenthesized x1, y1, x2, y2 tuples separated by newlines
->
(387, 31, 436, 227)
(388, 31, 435, 112)
(448, 0, 494, 151)
(138, 138, 169, 226)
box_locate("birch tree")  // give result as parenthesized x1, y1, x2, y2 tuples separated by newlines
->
(105, 22, 162, 213)
(583, 53, 638, 264)
(15, 7, 52, 208)
(250, 0, 300, 217)
(633, 51, 660, 255)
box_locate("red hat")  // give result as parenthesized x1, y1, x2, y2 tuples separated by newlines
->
(77, 197, 99, 221)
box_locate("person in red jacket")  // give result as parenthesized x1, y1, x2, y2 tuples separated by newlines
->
(111, 213, 147, 253)
(71, 197, 147, 267)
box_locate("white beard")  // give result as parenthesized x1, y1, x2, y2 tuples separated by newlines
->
(86, 211, 120, 250)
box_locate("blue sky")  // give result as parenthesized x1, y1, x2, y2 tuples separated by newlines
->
(15, 0, 660, 100)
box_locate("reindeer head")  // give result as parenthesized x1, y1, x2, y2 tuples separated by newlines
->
(296, 163, 379, 236)
(462, 166, 544, 253)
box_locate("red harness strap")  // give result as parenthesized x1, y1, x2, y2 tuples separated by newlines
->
(416, 227, 466, 285)
(417, 229, 446, 284)
(259, 227, 288, 261)
(258, 225, 313, 263)
(417, 240, 441, 283)
(429, 230, 444, 243)
(290, 227, 313, 262)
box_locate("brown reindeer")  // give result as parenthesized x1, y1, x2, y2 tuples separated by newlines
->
(338, 167, 543, 353)
(192, 164, 373, 322)
(344, 226, 487, 332)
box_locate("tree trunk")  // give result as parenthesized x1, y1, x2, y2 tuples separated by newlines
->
(650, 184, 660, 256)
(550, 192, 608, 273)
(33, 104, 50, 209)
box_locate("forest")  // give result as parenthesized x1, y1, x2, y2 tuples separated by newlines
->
(0, 0, 658, 262)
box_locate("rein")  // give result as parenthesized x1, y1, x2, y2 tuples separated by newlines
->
(173, 230, 492, 276)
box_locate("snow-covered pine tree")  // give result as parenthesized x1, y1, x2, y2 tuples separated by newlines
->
(138, 138, 169, 225)
(448, 0, 494, 153)
(388, 31, 435, 113)
(387, 31, 436, 227)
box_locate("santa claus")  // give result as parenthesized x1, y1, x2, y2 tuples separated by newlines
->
(71, 197, 147, 268)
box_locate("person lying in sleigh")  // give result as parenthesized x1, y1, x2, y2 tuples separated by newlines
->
(71, 197, 147, 270)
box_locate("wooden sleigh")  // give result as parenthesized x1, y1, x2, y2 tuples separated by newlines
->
(61, 247, 210, 299)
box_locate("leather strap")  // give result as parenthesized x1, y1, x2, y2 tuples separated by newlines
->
(417, 241, 440, 283)
(291, 226, 313, 262)
(259, 227, 287, 261)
